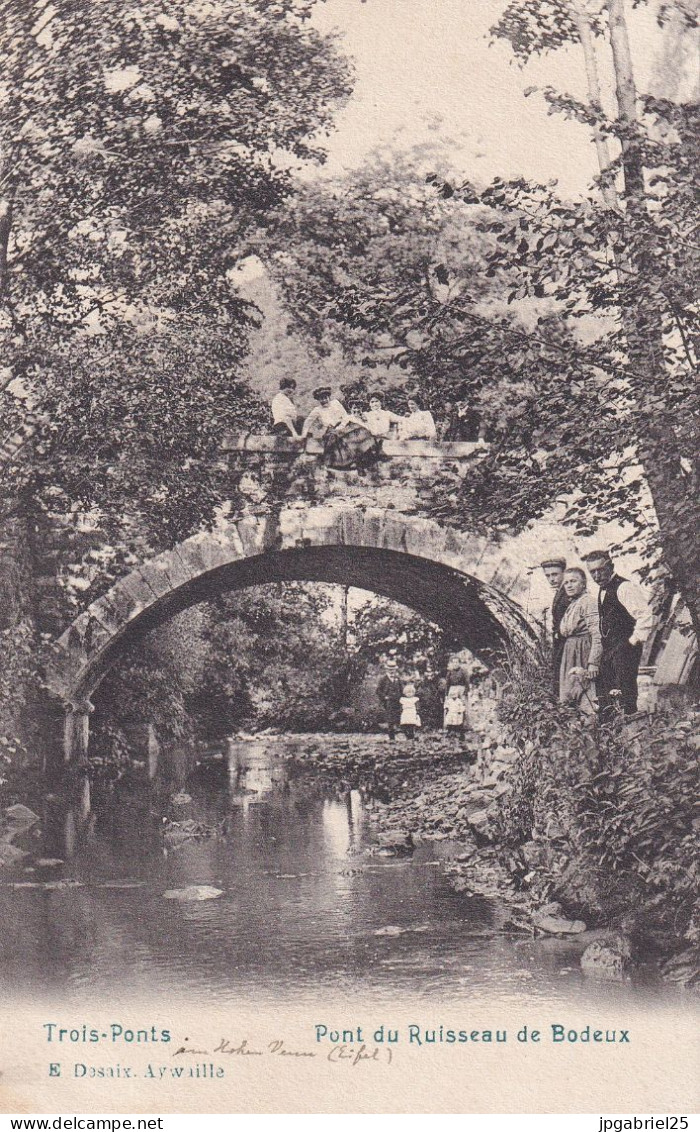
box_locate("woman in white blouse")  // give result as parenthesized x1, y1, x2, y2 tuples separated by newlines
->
(363, 394, 403, 438)
(271, 378, 302, 439)
(301, 387, 349, 440)
(399, 396, 437, 441)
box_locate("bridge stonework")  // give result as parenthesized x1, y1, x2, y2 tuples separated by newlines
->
(45, 438, 561, 819)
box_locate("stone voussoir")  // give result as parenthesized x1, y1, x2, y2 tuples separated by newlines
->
(235, 516, 275, 557)
(115, 570, 161, 614)
(190, 531, 245, 573)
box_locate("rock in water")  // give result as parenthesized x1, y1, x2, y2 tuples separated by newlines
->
(375, 830, 414, 856)
(2, 804, 41, 841)
(4, 804, 41, 827)
(581, 936, 631, 980)
(162, 885, 223, 902)
(99, 880, 147, 889)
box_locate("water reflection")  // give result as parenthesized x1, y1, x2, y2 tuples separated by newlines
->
(228, 740, 287, 800)
(0, 742, 691, 1014)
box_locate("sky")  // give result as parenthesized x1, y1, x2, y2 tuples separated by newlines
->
(309, 0, 669, 197)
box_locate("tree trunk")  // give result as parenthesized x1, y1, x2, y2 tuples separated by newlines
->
(604, 0, 700, 636)
(569, 1, 619, 212)
(0, 199, 12, 297)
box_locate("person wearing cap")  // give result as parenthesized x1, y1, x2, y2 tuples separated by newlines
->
(376, 657, 402, 740)
(540, 556, 571, 698)
(582, 550, 654, 718)
(301, 387, 348, 441)
(271, 378, 303, 439)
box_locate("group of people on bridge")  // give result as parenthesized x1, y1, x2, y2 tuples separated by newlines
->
(542, 549, 653, 721)
(375, 654, 474, 743)
(270, 380, 459, 469)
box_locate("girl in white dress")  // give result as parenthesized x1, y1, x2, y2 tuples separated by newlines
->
(399, 682, 421, 740)
(444, 686, 467, 734)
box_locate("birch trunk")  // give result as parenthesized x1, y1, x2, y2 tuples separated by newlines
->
(603, 0, 700, 634)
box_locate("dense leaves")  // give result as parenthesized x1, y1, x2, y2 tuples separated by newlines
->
(0, 0, 352, 549)
(496, 649, 699, 939)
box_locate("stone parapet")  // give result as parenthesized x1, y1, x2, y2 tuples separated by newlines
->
(223, 433, 485, 460)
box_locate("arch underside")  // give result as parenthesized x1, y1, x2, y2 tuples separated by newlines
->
(64, 545, 535, 700)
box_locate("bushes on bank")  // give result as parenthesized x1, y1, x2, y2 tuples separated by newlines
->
(494, 650, 699, 943)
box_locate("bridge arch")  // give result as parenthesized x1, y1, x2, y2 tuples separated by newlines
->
(47, 505, 539, 771)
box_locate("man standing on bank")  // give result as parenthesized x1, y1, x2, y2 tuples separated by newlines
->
(582, 549, 654, 719)
(376, 656, 403, 741)
(540, 557, 571, 699)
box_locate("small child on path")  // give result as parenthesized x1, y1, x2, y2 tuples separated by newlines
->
(399, 682, 421, 741)
(444, 685, 467, 737)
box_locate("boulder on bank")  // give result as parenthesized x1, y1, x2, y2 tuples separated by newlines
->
(520, 840, 546, 868)
(532, 902, 587, 935)
(660, 947, 700, 988)
(466, 809, 492, 837)
(580, 934, 632, 980)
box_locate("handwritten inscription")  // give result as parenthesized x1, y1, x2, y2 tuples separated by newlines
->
(172, 1037, 387, 1065)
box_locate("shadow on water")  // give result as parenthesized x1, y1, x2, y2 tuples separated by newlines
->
(0, 740, 692, 1011)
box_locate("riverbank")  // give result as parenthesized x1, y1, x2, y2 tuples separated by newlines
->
(272, 720, 698, 989)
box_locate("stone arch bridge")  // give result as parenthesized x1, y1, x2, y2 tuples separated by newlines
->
(45, 436, 550, 807)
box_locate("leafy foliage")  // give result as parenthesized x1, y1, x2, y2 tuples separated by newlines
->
(348, 593, 448, 677)
(191, 583, 350, 734)
(0, 0, 352, 548)
(496, 650, 699, 936)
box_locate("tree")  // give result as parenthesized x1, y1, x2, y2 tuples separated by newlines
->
(348, 593, 447, 676)
(271, 154, 647, 545)
(484, 0, 699, 622)
(187, 583, 351, 734)
(0, 0, 353, 769)
(0, 0, 352, 557)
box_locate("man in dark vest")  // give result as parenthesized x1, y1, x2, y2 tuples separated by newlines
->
(540, 557, 570, 698)
(583, 550, 654, 719)
(376, 655, 402, 740)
